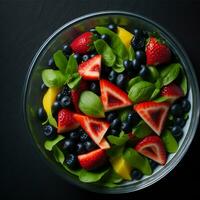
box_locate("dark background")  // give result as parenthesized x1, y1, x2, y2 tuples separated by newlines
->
(1, 0, 200, 199)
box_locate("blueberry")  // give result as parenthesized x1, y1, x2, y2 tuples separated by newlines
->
(70, 131, 81, 141)
(100, 34, 110, 44)
(133, 29, 143, 36)
(82, 54, 89, 62)
(108, 70, 117, 83)
(110, 118, 121, 130)
(65, 154, 78, 169)
(149, 159, 158, 170)
(106, 112, 118, 123)
(139, 65, 149, 79)
(132, 170, 143, 180)
(174, 117, 186, 128)
(80, 133, 90, 142)
(181, 99, 191, 113)
(73, 53, 81, 63)
(116, 74, 126, 88)
(131, 36, 145, 50)
(121, 121, 132, 133)
(171, 126, 183, 138)
(76, 143, 86, 155)
(60, 96, 71, 108)
(48, 57, 57, 69)
(90, 82, 100, 95)
(170, 104, 183, 117)
(61, 86, 71, 96)
(63, 139, 76, 152)
(109, 129, 120, 136)
(52, 101, 61, 116)
(43, 125, 56, 139)
(123, 60, 132, 71)
(84, 141, 96, 152)
(89, 28, 97, 33)
(107, 24, 117, 32)
(131, 59, 141, 72)
(127, 112, 141, 125)
(56, 93, 63, 101)
(62, 44, 72, 55)
(40, 83, 47, 92)
(101, 66, 111, 77)
(135, 50, 146, 63)
(90, 53, 97, 58)
(37, 107, 47, 122)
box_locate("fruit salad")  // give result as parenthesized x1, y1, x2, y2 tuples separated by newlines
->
(38, 24, 191, 187)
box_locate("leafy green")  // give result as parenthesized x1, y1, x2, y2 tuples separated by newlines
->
(123, 148, 152, 175)
(126, 76, 143, 92)
(148, 66, 160, 83)
(128, 45, 135, 60)
(107, 145, 125, 158)
(161, 129, 178, 153)
(79, 91, 105, 118)
(128, 81, 155, 103)
(95, 26, 129, 59)
(48, 112, 58, 128)
(112, 57, 125, 73)
(42, 69, 67, 87)
(67, 73, 82, 89)
(94, 39, 116, 67)
(154, 96, 169, 102)
(150, 88, 161, 100)
(52, 145, 65, 164)
(177, 68, 188, 95)
(63, 164, 82, 176)
(107, 133, 129, 146)
(53, 50, 68, 73)
(44, 135, 65, 151)
(132, 121, 152, 139)
(118, 107, 131, 121)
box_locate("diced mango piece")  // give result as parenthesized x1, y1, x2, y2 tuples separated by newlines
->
(117, 27, 134, 48)
(110, 156, 132, 180)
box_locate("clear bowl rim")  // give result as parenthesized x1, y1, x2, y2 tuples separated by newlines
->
(23, 10, 200, 194)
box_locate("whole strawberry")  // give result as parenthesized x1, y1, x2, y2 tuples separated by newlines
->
(70, 32, 95, 54)
(145, 36, 171, 65)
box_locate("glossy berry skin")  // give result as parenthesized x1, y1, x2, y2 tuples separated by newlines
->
(89, 28, 97, 33)
(109, 129, 119, 136)
(174, 117, 186, 128)
(121, 121, 132, 133)
(123, 60, 132, 70)
(37, 107, 47, 122)
(107, 24, 117, 32)
(115, 74, 126, 88)
(131, 59, 141, 72)
(110, 119, 121, 130)
(171, 126, 183, 138)
(73, 53, 82, 63)
(135, 50, 146, 63)
(133, 29, 143, 36)
(181, 99, 191, 113)
(60, 96, 71, 108)
(170, 104, 183, 117)
(43, 125, 56, 140)
(101, 34, 110, 44)
(65, 154, 78, 169)
(62, 44, 72, 55)
(76, 143, 86, 155)
(106, 112, 118, 123)
(82, 54, 90, 62)
(108, 70, 117, 83)
(132, 170, 143, 180)
(56, 93, 63, 101)
(80, 133, 90, 142)
(63, 139, 76, 152)
(48, 57, 56, 69)
(149, 159, 158, 170)
(139, 65, 149, 79)
(131, 36, 145, 50)
(70, 131, 81, 141)
(84, 141, 96, 152)
(52, 101, 61, 116)
(90, 82, 100, 95)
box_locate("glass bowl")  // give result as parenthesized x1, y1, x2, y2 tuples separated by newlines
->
(23, 11, 200, 193)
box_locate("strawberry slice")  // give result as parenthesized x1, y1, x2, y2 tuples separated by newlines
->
(135, 135, 167, 165)
(98, 138, 110, 149)
(134, 101, 170, 135)
(71, 80, 88, 113)
(70, 32, 94, 54)
(100, 79, 132, 111)
(78, 55, 101, 80)
(73, 114, 110, 147)
(160, 83, 184, 103)
(57, 109, 80, 134)
(145, 36, 171, 65)
(78, 149, 107, 170)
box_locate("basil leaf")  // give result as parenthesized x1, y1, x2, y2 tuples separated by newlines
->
(118, 107, 131, 122)
(95, 26, 129, 59)
(128, 81, 155, 103)
(52, 145, 65, 164)
(150, 88, 160, 100)
(94, 39, 116, 67)
(159, 63, 181, 86)
(42, 69, 67, 87)
(65, 54, 78, 81)
(53, 50, 68, 73)
(107, 145, 124, 158)
(147, 66, 160, 83)
(126, 76, 143, 92)
(128, 45, 135, 60)
(67, 73, 82, 89)
(107, 134, 129, 146)
(177, 68, 188, 95)
(44, 135, 65, 151)
(154, 96, 169, 102)
(112, 57, 125, 73)
(123, 148, 152, 175)
(132, 121, 152, 139)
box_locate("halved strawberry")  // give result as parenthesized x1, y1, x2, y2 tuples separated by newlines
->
(160, 83, 184, 103)
(100, 79, 132, 112)
(70, 32, 95, 54)
(71, 80, 88, 113)
(73, 114, 110, 147)
(135, 135, 167, 165)
(78, 55, 101, 80)
(134, 101, 170, 135)
(57, 109, 80, 134)
(146, 36, 171, 65)
(78, 149, 107, 170)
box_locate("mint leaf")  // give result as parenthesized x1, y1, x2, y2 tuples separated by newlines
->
(52, 145, 65, 164)
(128, 81, 155, 103)
(67, 73, 82, 89)
(132, 121, 152, 139)
(107, 134, 129, 146)
(95, 26, 129, 59)
(128, 46, 135, 60)
(123, 148, 152, 175)
(65, 54, 78, 81)
(44, 135, 65, 151)
(94, 39, 116, 67)
(42, 69, 67, 87)
(53, 50, 68, 73)
(126, 76, 143, 92)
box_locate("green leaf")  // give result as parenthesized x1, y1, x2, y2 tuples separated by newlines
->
(67, 73, 82, 89)
(53, 50, 68, 73)
(128, 46, 135, 60)
(42, 69, 67, 87)
(112, 57, 125, 73)
(147, 66, 160, 83)
(48, 112, 58, 128)
(132, 121, 152, 139)
(65, 54, 78, 81)
(150, 88, 161, 100)
(128, 81, 155, 103)
(159, 63, 181, 86)
(154, 96, 169, 102)
(95, 26, 129, 59)
(161, 129, 178, 153)
(177, 68, 188, 95)
(107, 134, 129, 146)
(118, 107, 131, 122)
(44, 135, 65, 151)
(107, 145, 124, 158)
(123, 148, 152, 175)
(94, 39, 116, 67)
(63, 164, 82, 176)
(52, 145, 65, 164)
(126, 76, 143, 92)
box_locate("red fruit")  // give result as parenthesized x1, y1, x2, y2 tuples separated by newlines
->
(100, 79, 132, 111)
(98, 138, 110, 149)
(135, 135, 167, 165)
(145, 36, 171, 65)
(71, 80, 88, 113)
(73, 114, 110, 147)
(78, 149, 107, 170)
(70, 32, 94, 54)
(161, 83, 184, 103)
(134, 101, 170, 135)
(57, 109, 80, 134)
(78, 55, 101, 80)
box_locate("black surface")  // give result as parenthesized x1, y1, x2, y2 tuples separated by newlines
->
(1, 0, 200, 199)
